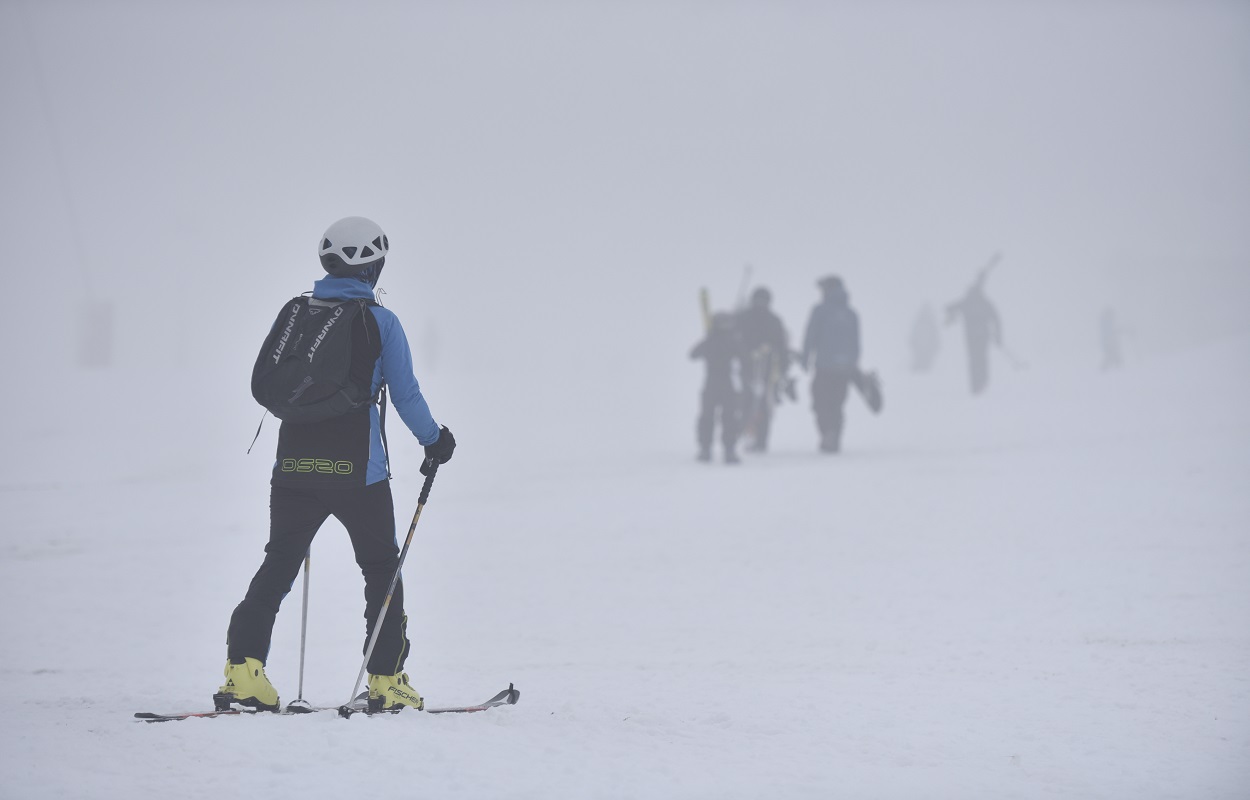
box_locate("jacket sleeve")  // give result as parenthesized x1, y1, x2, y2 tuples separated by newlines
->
(374, 308, 441, 446)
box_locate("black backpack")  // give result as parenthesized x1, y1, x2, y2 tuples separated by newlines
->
(251, 296, 382, 424)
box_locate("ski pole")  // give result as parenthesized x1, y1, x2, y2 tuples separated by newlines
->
(340, 460, 439, 715)
(299, 550, 310, 698)
(284, 550, 313, 713)
(999, 342, 1029, 370)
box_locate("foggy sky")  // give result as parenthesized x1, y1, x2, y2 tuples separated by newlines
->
(3, 0, 1248, 393)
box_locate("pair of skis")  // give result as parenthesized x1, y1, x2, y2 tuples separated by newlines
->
(135, 683, 519, 723)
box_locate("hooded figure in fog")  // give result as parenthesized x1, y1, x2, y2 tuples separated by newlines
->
(801, 276, 860, 453)
(219, 217, 456, 715)
(946, 271, 1002, 395)
(690, 312, 746, 464)
(737, 287, 792, 453)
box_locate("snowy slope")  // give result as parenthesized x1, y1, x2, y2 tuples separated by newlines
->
(1, 336, 1248, 799)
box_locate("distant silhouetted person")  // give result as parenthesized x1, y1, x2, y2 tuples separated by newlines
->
(1099, 307, 1123, 372)
(909, 304, 941, 373)
(946, 270, 1001, 395)
(690, 312, 745, 464)
(801, 276, 860, 453)
(737, 287, 792, 453)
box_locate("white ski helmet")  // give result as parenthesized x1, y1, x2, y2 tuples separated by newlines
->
(318, 216, 389, 277)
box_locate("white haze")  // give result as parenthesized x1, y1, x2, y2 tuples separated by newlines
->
(4, 1, 1249, 387)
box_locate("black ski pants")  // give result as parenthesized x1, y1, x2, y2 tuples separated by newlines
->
(966, 337, 991, 395)
(697, 384, 740, 455)
(811, 367, 853, 450)
(744, 387, 774, 450)
(227, 479, 411, 676)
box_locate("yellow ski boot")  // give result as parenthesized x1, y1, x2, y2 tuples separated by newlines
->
(214, 657, 280, 711)
(367, 672, 424, 713)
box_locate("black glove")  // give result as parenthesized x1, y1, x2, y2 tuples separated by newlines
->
(420, 425, 456, 475)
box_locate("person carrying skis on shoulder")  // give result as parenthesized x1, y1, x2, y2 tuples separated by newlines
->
(946, 266, 1003, 395)
(736, 286, 792, 453)
(690, 311, 746, 464)
(218, 216, 456, 713)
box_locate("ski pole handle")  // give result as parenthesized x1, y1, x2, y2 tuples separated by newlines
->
(419, 459, 439, 506)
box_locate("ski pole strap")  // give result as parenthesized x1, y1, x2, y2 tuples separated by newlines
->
(245, 411, 268, 455)
(378, 386, 391, 479)
(419, 460, 438, 505)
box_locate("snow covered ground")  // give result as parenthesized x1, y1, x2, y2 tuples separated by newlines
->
(1, 333, 1247, 799)
(3, 0, 1246, 796)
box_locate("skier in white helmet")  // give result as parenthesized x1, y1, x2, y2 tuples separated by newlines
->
(218, 216, 455, 713)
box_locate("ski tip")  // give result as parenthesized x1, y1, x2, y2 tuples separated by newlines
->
(506, 683, 520, 705)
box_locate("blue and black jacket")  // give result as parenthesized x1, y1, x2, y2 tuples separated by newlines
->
(272, 275, 440, 487)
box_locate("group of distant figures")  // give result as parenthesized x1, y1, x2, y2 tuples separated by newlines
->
(909, 257, 1127, 383)
(690, 257, 1124, 465)
(690, 275, 881, 464)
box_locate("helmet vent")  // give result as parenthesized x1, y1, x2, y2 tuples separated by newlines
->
(372, 236, 383, 250)
(342, 246, 358, 259)
(322, 239, 332, 250)
(382, 236, 389, 250)
(361, 246, 374, 258)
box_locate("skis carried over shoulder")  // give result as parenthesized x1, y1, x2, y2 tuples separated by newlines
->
(135, 684, 519, 723)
